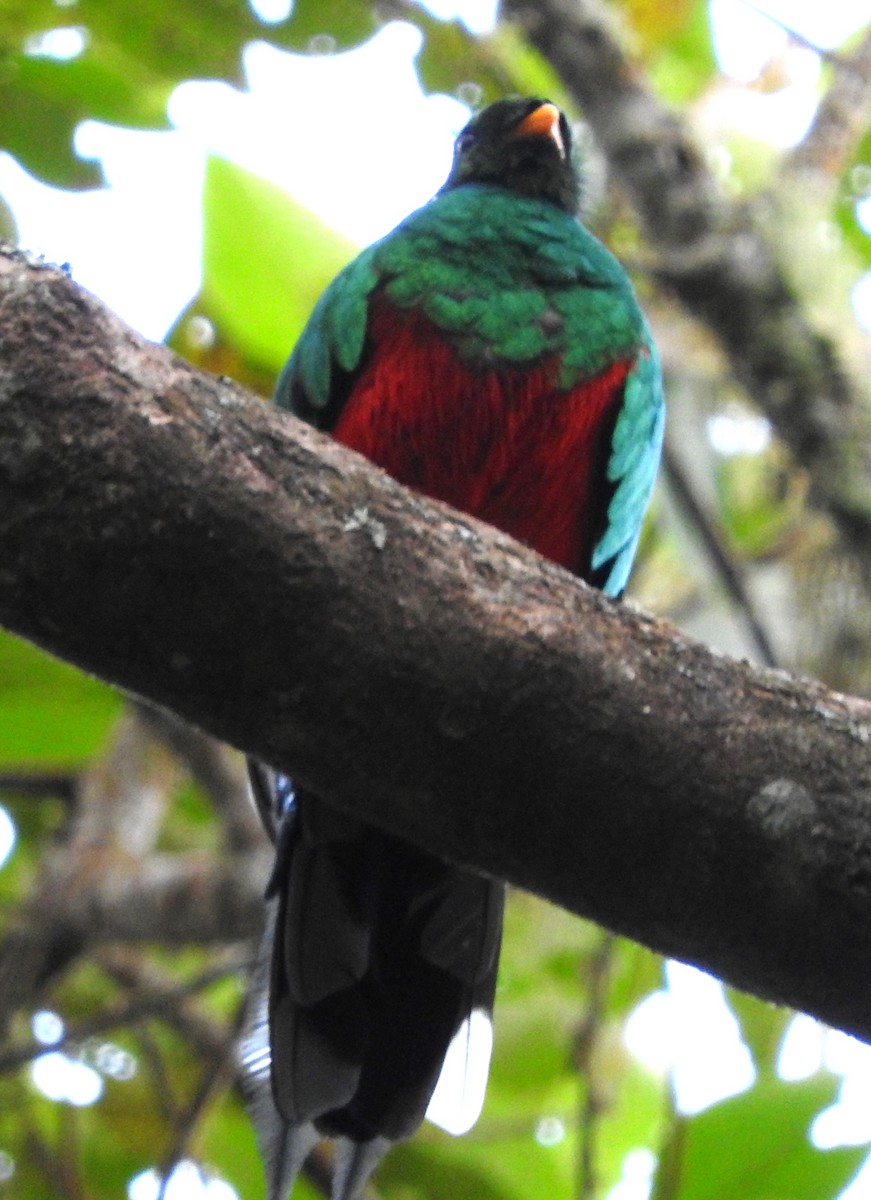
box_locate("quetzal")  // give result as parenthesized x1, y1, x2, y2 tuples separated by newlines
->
(242, 96, 664, 1200)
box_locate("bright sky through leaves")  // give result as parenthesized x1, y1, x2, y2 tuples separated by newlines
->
(0, 0, 867, 339)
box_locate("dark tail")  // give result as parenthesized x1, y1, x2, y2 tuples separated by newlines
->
(242, 761, 504, 1199)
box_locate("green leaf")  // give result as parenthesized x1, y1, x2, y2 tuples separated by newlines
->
(620, 0, 718, 104)
(0, 0, 383, 189)
(0, 57, 105, 189)
(724, 987, 793, 1079)
(0, 631, 121, 767)
(270, 0, 376, 51)
(608, 939, 666, 1019)
(202, 1096, 274, 1200)
(652, 1074, 867, 1200)
(715, 437, 805, 558)
(474, 898, 670, 1197)
(414, 13, 572, 112)
(0, 192, 17, 243)
(0, 0, 581, 192)
(79, 1097, 154, 1199)
(835, 134, 871, 272)
(172, 155, 359, 381)
(382, 1138, 531, 1200)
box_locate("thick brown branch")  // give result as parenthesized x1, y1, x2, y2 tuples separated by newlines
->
(2, 247, 871, 1041)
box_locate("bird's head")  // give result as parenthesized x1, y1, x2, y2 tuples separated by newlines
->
(442, 97, 581, 214)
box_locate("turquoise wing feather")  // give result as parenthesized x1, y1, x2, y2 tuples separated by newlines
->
(591, 326, 665, 596)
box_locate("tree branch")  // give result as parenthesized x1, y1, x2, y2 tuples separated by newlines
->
(2, 245, 871, 1043)
(785, 26, 871, 184)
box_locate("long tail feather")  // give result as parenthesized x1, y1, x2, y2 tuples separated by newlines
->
(239, 899, 319, 1199)
(332, 1136, 392, 1200)
(243, 765, 504, 1198)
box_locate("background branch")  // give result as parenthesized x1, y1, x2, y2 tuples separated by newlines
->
(501, 0, 871, 585)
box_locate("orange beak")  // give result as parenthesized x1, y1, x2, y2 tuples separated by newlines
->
(514, 102, 565, 158)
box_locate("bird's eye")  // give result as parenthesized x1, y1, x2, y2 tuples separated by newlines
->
(455, 131, 475, 156)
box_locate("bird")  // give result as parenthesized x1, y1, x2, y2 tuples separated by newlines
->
(240, 96, 664, 1200)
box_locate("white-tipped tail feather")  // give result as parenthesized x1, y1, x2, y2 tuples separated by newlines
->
(426, 1008, 494, 1136)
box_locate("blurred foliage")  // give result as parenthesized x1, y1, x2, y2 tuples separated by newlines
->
(0, 630, 121, 768)
(168, 156, 360, 391)
(623, 0, 718, 102)
(651, 1075, 865, 1200)
(0, 0, 564, 190)
(1, 1, 871, 1199)
(837, 134, 871, 273)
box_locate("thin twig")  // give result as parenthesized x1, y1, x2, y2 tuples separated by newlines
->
(96, 946, 245, 1060)
(662, 445, 779, 668)
(0, 951, 251, 1075)
(156, 1008, 242, 1200)
(0, 773, 78, 803)
(138, 1023, 184, 1125)
(24, 1116, 85, 1200)
(0, 710, 185, 1041)
(737, 0, 864, 75)
(574, 932, 616, 1200)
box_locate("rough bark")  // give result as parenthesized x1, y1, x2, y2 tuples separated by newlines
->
(2, 246, 871, 1042)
